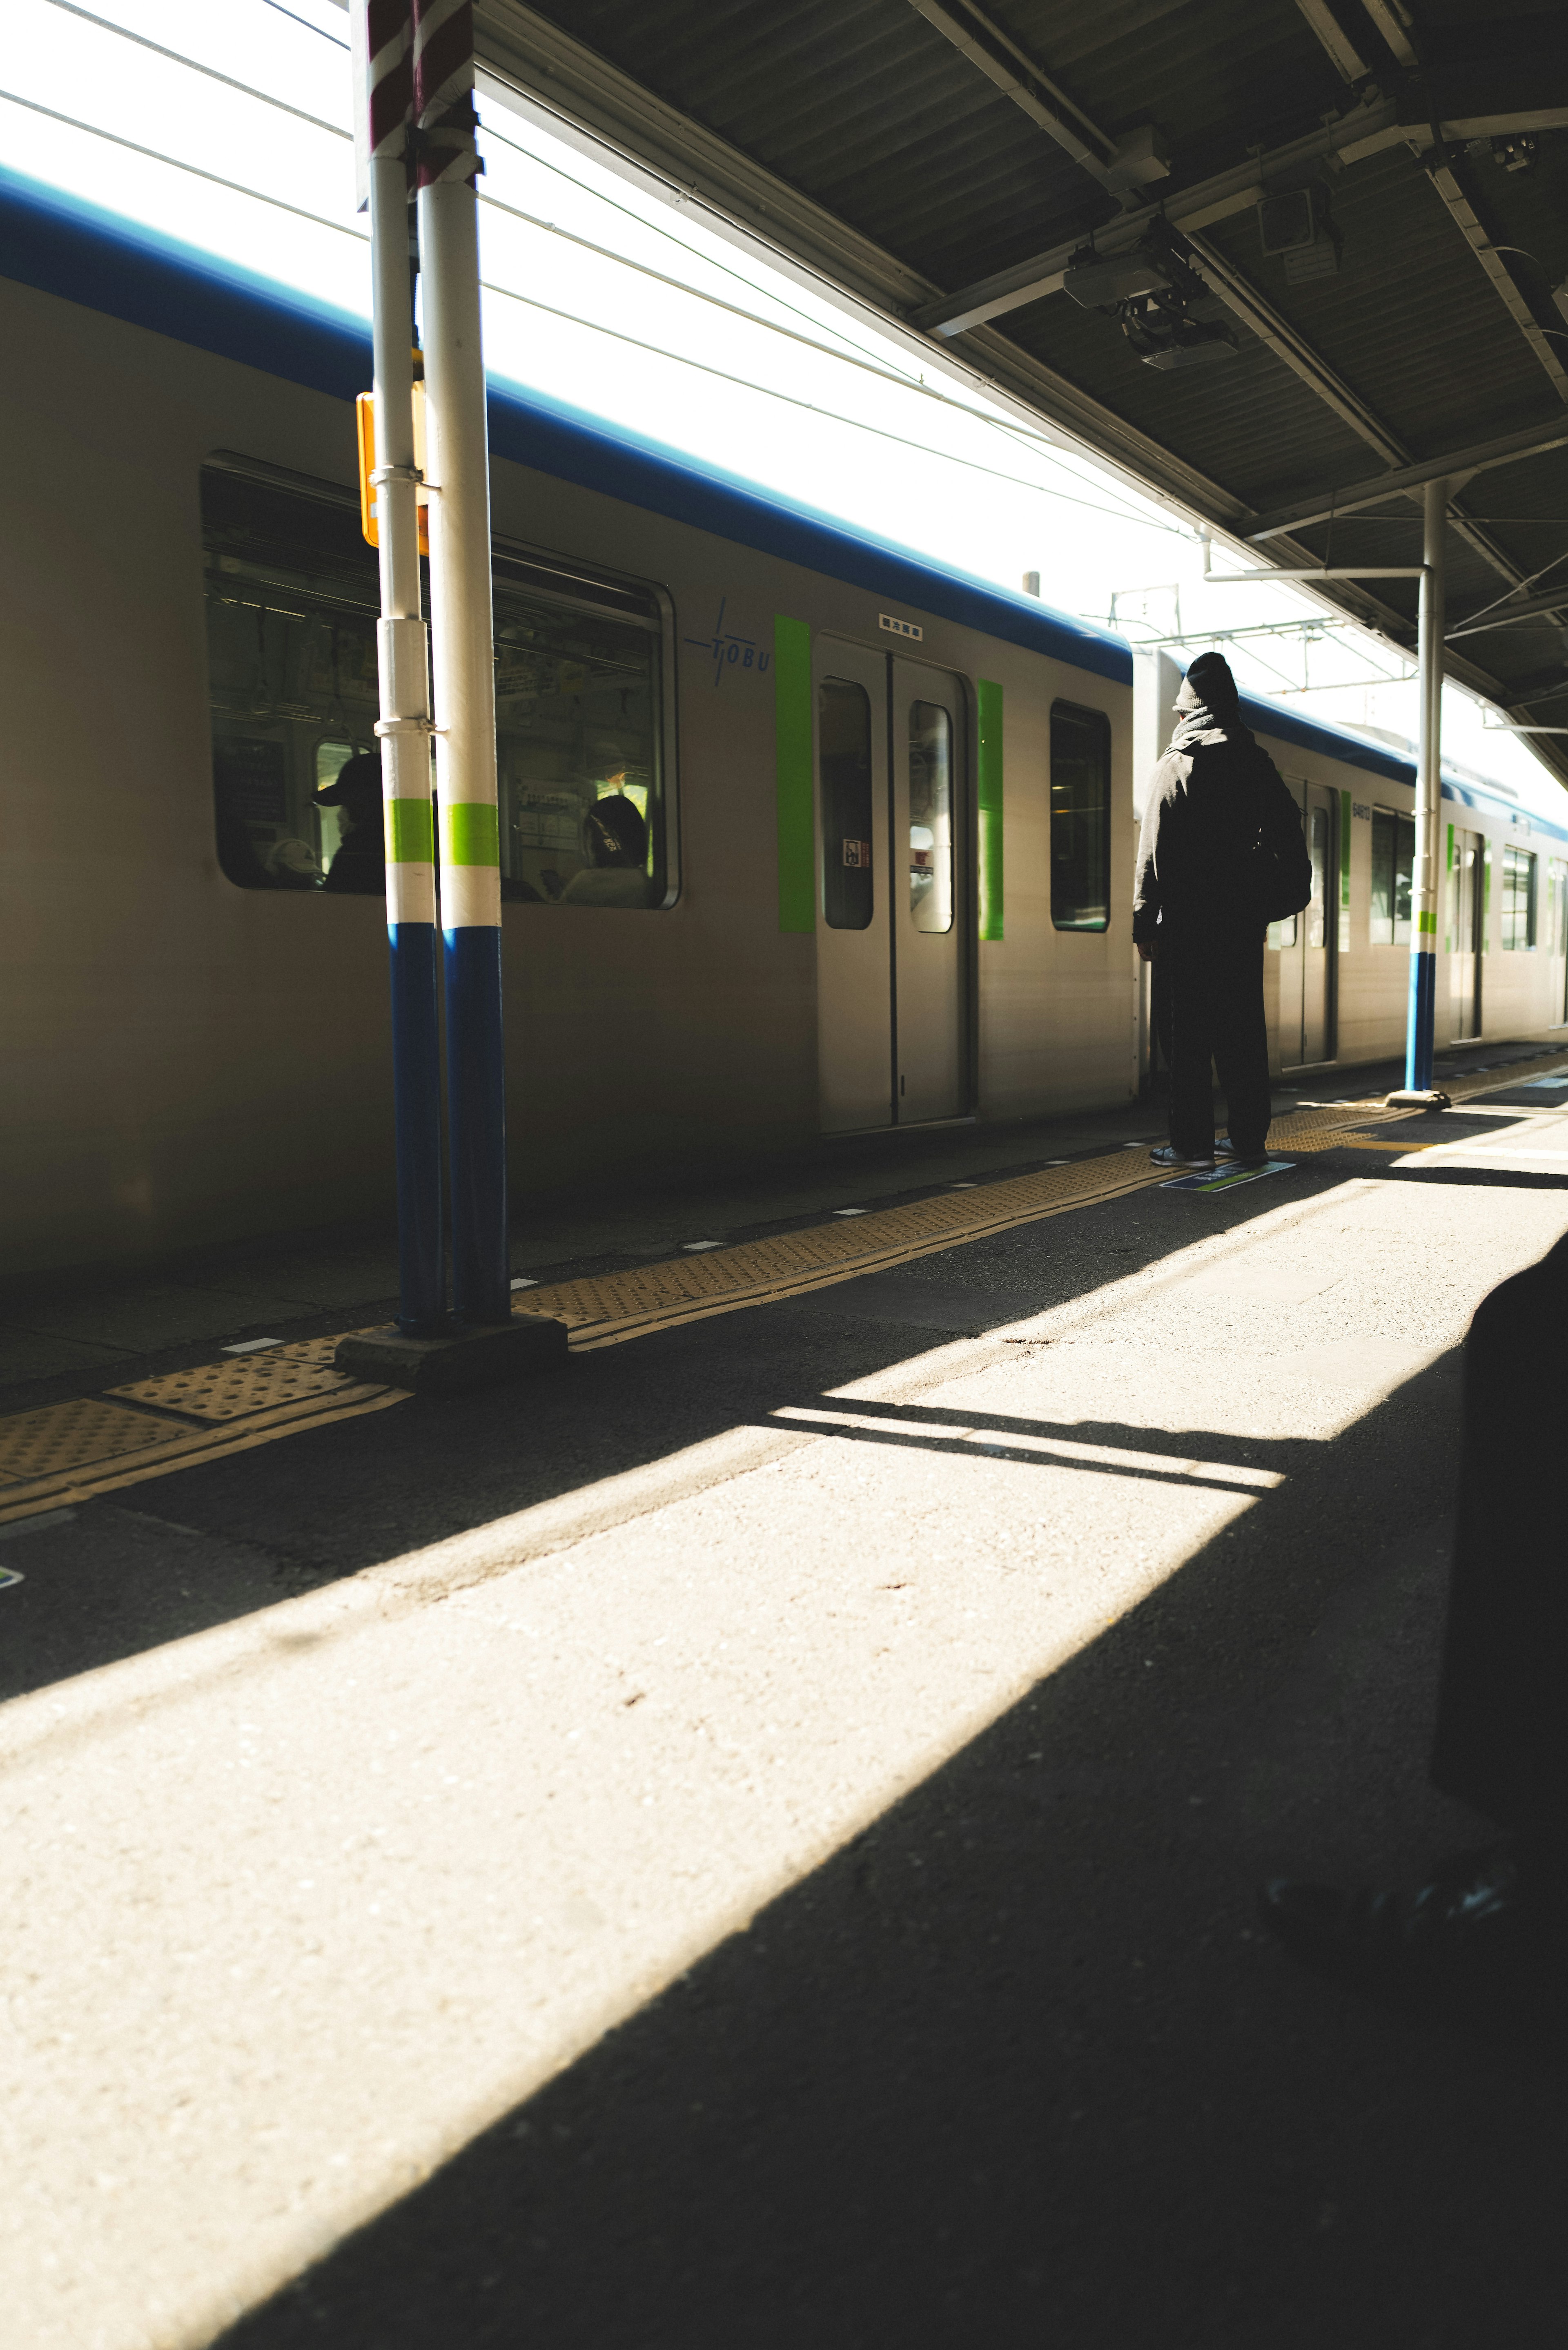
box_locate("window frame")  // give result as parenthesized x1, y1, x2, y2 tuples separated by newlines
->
(1500, 842, 1537, 951)
(200, 449, 680, 908)
(1369, 804, 1415, 947)
(1048, 697, 1112, 935)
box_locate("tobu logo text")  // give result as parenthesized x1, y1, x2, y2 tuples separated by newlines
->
(683, 595, 771, 689)
(843, 839, 872, 868)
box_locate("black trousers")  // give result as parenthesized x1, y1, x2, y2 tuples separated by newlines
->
(1160, 929, 1271, 1160)
(1431, 1233, 1568, 1835)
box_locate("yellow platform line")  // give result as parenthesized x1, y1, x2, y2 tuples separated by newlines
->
(1, 1052, 1562, 1523)
(0, 1386, 405, 1527)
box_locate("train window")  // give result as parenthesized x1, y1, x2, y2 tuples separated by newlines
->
(1370, 808, 1414, 945)
(1501, 845, 1537, 950)
(204, 466, 381, 889)
(201, 460, 668, 905)
(820, 678, 874, 929)
(908, 701, 953, 934)
(492, 546, 666, 908)
(1050, 702, 1110, 932)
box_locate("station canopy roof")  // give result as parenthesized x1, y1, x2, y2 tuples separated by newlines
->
(469, 0, 1568, 782)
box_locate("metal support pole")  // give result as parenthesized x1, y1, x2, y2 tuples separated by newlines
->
(1405, 479, 1447, 1093)
(413, 0, 509, 1326)
(359, 0, 444, 1334)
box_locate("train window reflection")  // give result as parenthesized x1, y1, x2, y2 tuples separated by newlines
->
(1050, 701, 1110, 932)
(1370, 808, 1414, 945)
(201, 461, 668, 906)
(909, 700, 953, 933)
(1501, 845, 1537, 950)
(492, 548, 665, 908)
(820, 678, 874, 930)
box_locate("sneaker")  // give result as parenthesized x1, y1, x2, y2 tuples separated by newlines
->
(1150, 1145, 1216, 1171)
(1216, 1139, 1269, 1168)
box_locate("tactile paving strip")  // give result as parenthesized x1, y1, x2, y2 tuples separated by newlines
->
(2, 1050, 1564, 1519)
(512, 1154, 1176, 1347)
(511, 1055, 1568, 1351)
(108, 1338, 345, 1423)
(0, 1398, 175, 1487)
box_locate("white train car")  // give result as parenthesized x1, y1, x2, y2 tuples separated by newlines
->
(2, 169, 1564, 1285)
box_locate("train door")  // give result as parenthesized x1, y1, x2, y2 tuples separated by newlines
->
(813, 641, 968, 1131)
(1274, 780, 1336, 1068)
(815, 642, 891, 1130)
(1548, 858, 1568, 1026)
(892, 660, 966, 1123)
(1450, 827, 1483, 1041)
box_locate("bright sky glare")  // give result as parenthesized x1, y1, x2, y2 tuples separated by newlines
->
(5, 0, 1561, 806)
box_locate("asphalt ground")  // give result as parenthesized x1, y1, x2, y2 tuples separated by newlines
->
(4, 1083, 1568, 2348)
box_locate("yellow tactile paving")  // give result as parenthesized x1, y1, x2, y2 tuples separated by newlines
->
(513, 1056, 1568, 1351)
(0, 1397, 174, 1487)
(0, 1050, 1563, 1520)
(0, 1383, 404, 1526)
(109, 1338, 346, 1423)
(510, 1152, 1173, 1348)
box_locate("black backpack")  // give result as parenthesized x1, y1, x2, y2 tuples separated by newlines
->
(1252, 780, 1314, 925)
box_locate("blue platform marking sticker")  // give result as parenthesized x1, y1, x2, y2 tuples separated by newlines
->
(0, 1567, 23, 1591)
(1161, 1159, 1296, 1194)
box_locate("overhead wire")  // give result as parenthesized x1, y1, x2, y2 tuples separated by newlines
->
(261, 0, 348, 45)
(0, 83, 1187, 526)
(37, 0, 1172, 532)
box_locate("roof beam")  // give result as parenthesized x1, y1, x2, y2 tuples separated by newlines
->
(1421, 148, 1568, 406)
(904, 0, 1169, 202)
(1181, 232, 1406, 466)
(912, 106, 1568, 336)
(1250, 419, 1568, 539)
(1446, 586, 1568, 640)
(1359, 0, 1419, 69)
(906, 0, 1111, 172)
(1294, 0, 1372, 83)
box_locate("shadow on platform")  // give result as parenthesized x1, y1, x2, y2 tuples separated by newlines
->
(203, 1335, 1568, 2350)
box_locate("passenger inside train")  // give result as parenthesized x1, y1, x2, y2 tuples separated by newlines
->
(314, 751, 387, 896)
(560, 789, 652, 906)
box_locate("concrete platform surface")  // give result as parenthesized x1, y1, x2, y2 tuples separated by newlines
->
(2, 1079, 1567, 2348)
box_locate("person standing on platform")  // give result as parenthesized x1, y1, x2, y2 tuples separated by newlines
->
(1133, 651, 1308, 1173)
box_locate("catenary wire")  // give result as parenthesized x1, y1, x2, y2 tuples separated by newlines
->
(0, 85, 1185, 522)
(40, 0, 1170, 527)
(261, 0, 348, 45)
(42, 0, 344, 135)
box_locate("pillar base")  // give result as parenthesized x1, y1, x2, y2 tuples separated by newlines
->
(335, 1315, 568, 1394)
(1384, 1088, 1452, 1111)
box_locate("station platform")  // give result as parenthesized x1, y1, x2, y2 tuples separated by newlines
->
(4, 1038, 1568, 2348)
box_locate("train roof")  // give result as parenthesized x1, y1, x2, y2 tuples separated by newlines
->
(3, 162, 1562, 841)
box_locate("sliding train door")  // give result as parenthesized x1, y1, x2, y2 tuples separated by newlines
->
(1274, 780, 1336, 1068)
(815, 642, 891, 1131)
(813, 640, 968, 1132)
(892, 660, 966, 1123)
(1449, 827, 1483, 1042)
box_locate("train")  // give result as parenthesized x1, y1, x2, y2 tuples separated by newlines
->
(4, 163, 1566, 1283)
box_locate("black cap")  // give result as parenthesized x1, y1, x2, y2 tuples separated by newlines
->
(1184, 651, 1239, 718)
(314, 750, 382, 807)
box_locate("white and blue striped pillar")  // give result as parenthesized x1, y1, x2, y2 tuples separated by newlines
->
(412, 0, 508, 1326)
(359, 0, 444, 1333)
(1405, 477, 1448, 1094)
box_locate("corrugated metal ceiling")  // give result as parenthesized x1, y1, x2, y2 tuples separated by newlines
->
(479, 0, 1568, 767)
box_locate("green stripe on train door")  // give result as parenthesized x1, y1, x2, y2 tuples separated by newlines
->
(774, 615, 815, 932)
(978, 678, 1003, 942)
